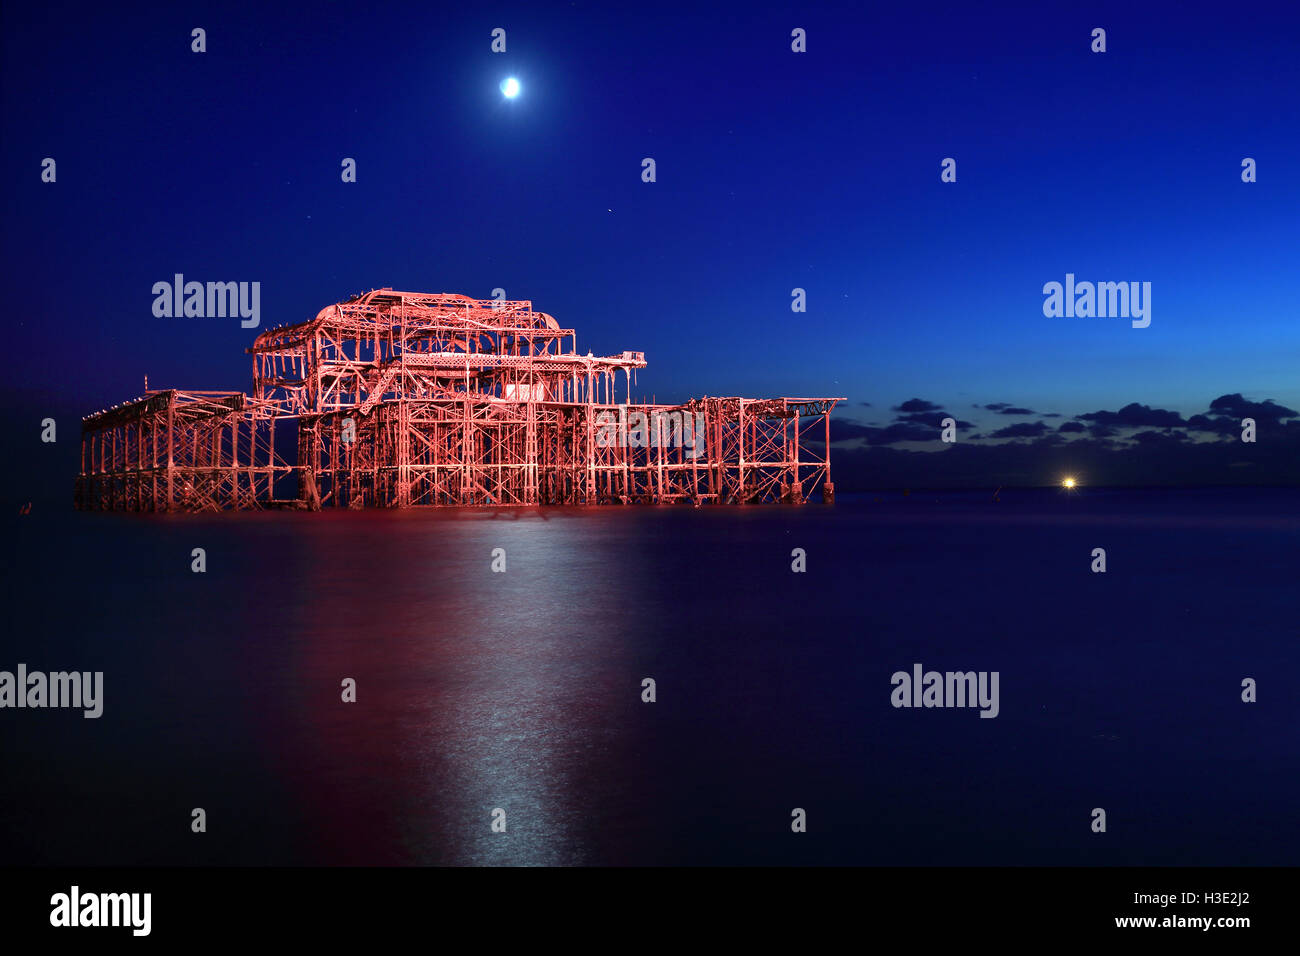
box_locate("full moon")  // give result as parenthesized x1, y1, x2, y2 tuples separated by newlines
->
(501, 77, 520, 98)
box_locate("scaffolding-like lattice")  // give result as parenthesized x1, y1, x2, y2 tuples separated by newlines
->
(77, 290, 843, 511)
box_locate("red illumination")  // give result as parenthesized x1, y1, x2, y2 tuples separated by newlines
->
(76, 290, 844, 510)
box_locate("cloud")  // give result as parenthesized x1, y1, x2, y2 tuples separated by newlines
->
(833, 392, 1298, 457)
(823, 413, 970, 446)
(815, 391, 1299, 488)
(1207, 393, 1298, 422)
(893, 398, 943, 413)
(1077, 402, 1187, 428)
(896, 411, 974, 428)
(1185, 414, 1237, 436)
(871, 422, 949, 444)
(826, 419, 878, 443)
(979, 402, 1037, 415)
(1184, 394, 1300, 435)
(988, 421, 1051, 439)
(824, 425, 1300, 489)
(1130, 429, 1190, 444)
(878, 397, 973, 430)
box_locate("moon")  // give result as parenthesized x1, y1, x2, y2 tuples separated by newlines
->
(501, 77, 520, 99)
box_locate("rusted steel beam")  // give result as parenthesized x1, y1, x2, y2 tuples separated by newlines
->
(77, 291, 844, 511)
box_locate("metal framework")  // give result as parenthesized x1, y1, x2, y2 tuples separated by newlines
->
(76, 290, 843, 511)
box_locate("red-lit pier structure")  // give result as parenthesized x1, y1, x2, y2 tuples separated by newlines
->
(76, 290, 843, 511)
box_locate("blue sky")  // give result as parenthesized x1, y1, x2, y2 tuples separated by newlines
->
(3, 0, 1297, 482)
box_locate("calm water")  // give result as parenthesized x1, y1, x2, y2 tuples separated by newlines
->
(1, 488, 1297, 865)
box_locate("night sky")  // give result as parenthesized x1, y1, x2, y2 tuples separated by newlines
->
(4, 0, 1298, 495)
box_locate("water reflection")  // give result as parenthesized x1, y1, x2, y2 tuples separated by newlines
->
(276, 508, 643, 864)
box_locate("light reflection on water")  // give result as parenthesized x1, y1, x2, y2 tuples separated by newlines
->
(3, 490, 1298, 866)
(275, 509, 648, 865)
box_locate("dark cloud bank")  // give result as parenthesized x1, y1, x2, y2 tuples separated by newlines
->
(823, 394, 1300, 488)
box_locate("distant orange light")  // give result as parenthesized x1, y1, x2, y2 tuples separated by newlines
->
(1062, 477, 1077, 489)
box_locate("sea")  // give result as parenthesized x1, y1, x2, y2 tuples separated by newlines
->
(1, 487, 1296, 866)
